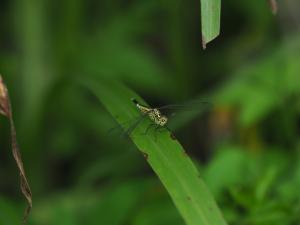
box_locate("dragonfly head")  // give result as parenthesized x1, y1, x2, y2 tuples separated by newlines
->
(159, 116, 168, 126)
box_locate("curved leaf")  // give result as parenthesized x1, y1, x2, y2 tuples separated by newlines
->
(81, 77, 227, 225)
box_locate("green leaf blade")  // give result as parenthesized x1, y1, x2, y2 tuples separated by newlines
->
(201, 0, 221, 48)
(82, 77, 227, 225)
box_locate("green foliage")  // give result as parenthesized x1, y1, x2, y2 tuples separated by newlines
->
(0, 197, 21, 225)
(0, 0, 300, 225)
(216, 38, 300, 127)
(204, 146, 300, 225)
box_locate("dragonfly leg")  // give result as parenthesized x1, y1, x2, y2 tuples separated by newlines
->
(155, 125, 165, 133)
(143, 123, 156, 135)
(153, 125, 166, 141)
(107, 116, 142, 136)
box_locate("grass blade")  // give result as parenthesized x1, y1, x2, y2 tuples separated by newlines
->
(200, 0, 221, 49)
(81, 77, 228, 225)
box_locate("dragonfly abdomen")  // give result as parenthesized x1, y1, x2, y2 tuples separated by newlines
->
(132, 98, 151, 114)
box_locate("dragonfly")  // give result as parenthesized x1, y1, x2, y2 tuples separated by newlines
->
(115, 98, 211, 137)
(132, 98, 168, 126)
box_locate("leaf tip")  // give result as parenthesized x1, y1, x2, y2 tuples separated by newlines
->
(202, 35, 207, 50)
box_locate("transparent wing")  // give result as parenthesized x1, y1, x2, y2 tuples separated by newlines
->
(107, 115, 142, 135)
(123, 113, 148, 136)
(157, 100, 212, 117)
(108, 113, 149, 138)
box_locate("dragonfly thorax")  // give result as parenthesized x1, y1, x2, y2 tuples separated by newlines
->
(148, 109, 168, 126)
(132, 98, 168, 127)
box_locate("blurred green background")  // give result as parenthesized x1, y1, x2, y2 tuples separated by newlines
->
(1, 0, 300, 224)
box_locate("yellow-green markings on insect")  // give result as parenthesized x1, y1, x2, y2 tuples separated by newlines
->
(131, 98, 168, 126)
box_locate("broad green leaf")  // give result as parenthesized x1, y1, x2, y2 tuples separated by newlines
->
(81, 77, 227, 225)
(200, 0, 221, 48)
(204, 147, 248, 198)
